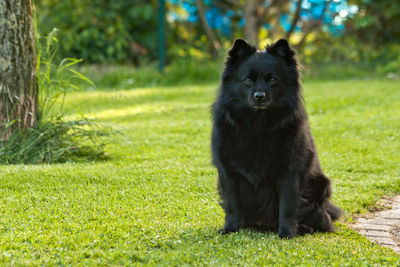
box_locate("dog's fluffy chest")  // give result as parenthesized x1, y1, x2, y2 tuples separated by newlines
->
(223, 127, 291, 185)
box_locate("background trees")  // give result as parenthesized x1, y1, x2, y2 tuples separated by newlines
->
(28, 1, 400, 70)
(35, 0, 377, 64)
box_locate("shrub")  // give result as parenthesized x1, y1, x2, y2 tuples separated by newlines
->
(35, 0, 158, 63)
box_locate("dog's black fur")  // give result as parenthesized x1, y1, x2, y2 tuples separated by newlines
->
(211, 39, 342, 238)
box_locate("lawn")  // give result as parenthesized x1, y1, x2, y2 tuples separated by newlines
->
(0, 78, 399, 265)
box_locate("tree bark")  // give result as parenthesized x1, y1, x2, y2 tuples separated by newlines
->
(244, 0, 260, 47)
(195, 0, 221, 57)
(286, 0, 302, 40)
(0, 0, 38, 140)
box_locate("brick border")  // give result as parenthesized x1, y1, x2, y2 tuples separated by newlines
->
(351, 196, 400, 253)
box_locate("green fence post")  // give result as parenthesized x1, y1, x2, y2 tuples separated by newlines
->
(158, 0, 165, 73)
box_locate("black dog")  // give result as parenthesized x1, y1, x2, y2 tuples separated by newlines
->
(211, 39, 342, 238)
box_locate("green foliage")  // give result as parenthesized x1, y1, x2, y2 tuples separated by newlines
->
(34, 1, 228, 64)
(35, 0, 158, 63)
(377, 54, 400, 76)
(0, 29, 116, 164)
(349, 0, 400, 47)
(297, 30, 400, 76)
(303, 0, 400, 65)
(302, 62, 378, 80)
(0, 79, 400, 264)
(78, 58, 223, 90)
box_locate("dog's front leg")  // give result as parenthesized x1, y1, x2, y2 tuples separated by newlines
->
(222, 177, 241, 233)
(277, 172, 298, 238)
(217, 164, 241, 234)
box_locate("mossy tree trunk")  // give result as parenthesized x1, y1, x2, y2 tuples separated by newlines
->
(0, 0, 38, 140)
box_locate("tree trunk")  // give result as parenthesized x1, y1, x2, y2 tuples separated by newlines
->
(195, 0, 221, 57)
(244, 0, 260, 47)
(0, 0, 38, 140)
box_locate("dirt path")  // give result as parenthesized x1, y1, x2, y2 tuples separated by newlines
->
(351, 196, 400, 253)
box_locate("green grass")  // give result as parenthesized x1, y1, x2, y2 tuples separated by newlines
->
(0, 78, 399, 265)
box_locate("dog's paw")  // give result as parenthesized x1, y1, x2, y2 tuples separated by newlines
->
(218, 228, 237, 235)
(278, 230, 297, 239)
(219, 216, 240, 234)
(278, 225, 297, 239)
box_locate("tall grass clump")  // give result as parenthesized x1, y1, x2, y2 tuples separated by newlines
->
(0, 29, 116, 164)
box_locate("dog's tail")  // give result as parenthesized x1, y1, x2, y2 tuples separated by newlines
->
(327, 201, 343, 222)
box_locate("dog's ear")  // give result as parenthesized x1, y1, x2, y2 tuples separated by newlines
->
(224, 39, 256, 69)
(266, 39, 297, 66)
(223, 39, 255, 77)
(228, 39, 256, 58)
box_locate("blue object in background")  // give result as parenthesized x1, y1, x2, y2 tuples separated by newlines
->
(280, 13, 291, 32)
(168, 0, 358, 36)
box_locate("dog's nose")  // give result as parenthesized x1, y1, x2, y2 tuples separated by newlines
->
(253, 91, 266, 101)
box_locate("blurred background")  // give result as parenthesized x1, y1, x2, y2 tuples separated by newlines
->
(34, 0, 400, 88)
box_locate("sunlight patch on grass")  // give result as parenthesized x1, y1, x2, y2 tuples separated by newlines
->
(66, 103, 210, 121)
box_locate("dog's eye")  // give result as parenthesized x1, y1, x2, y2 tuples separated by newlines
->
(243, 78, 253, 85)
(268, 76, 279, 83)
